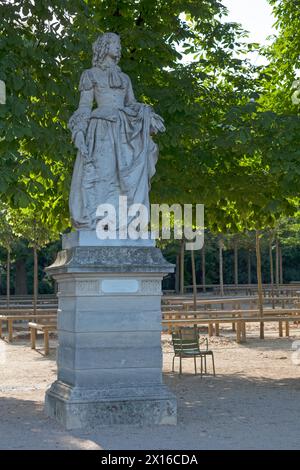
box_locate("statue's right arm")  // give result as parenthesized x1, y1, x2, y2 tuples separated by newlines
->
(68, 70, 94, 156)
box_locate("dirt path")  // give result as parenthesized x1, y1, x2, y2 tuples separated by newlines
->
(0, 326, 300, 449)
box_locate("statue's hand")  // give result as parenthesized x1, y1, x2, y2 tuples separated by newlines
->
(150, 113, 166, 134)
(74, 131, 89, 159)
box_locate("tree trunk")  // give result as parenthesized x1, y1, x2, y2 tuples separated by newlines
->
(219, 239, 224, 297)
(6, 249, 11, 308)
(33, 246, 38, 315)
(256, 231, 264, 339)
(191, 249, 197, 310)
(234, 241, 238, 287)
(275, 238, 279, 288)
(15, 259, 28, 295)
(269, 238, 275, 309)
(279, 245, 283, 284)
(180, 239, 185, 295)
(248, 250, 251, 285)
(201, 243, 206, 293)
(175, 254, 180, 294)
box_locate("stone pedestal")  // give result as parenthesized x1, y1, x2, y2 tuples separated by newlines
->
(45, 233, 176, 429)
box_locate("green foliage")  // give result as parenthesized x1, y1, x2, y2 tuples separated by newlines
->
(261, 0, 300, 113)
(0, 0, 299, 248)
(275, 213, 300, 247)
(7, 206, 58, 249)
(204, 101, 300, 233)
(0, 203, 19, 253)
(0, 0, 258, 234)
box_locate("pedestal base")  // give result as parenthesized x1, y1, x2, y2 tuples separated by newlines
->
(45, 381, 176, 429)
(45, 239, 176, 429)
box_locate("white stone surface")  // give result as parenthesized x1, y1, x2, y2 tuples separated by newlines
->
(45, 28, 174, 426)
(45, 246, 176, 428)
(62, 230, 155, 249)
(101, 279, 139, 293)
(68, 32, 165, 230)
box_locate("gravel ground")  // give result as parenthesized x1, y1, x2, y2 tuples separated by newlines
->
(0, 324, 300, 450)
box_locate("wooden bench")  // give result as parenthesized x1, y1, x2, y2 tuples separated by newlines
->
(163, 298, 259, 332)
(0, 308, 57, 314)
(162, 304, 185, 311)
(162, 296, 192, 305)
(162, 312, 300, 343)
(163, 308, 252, 336)
(0, 313, 57, 342)
(181, 297, 259, 308)
(28, 322, 57, 356)
(0, 304, 58, 311)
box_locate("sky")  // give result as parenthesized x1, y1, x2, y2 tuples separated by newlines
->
(179, 0, 276, 65)
(222, 0, 276, 64)
(222, 0, 275, 44)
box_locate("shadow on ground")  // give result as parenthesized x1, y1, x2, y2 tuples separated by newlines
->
(1, 371, 300, 450)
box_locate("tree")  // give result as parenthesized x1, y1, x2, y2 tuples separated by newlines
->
(8, 206, 58, 313)
(0, 207, 16, 306)
(0, 0, 259, 230)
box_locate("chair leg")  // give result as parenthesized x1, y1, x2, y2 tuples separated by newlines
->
(212, 353, 216, 376)
(172, 356, 175, 372)
(179, 356, 182, 375)
(194, 355, 197, 375)
(204, 355, 207, 374)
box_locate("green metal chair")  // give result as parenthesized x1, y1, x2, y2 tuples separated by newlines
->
(171, 327, 216, 377)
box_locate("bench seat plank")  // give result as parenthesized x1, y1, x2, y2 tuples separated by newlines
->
(28, 322, 57, 356)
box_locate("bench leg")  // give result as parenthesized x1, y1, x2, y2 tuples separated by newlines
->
(44, 330, 49, 356)
(30, 328, 36, 350)
(215, 323, 220, 336)
(236, 321, 242, 343)
(241, 322, 247, 342)
(279, 321, 283, 337)
(208, 323, 213, 337)
(8, 319, 13, 343)
(260, 322, 264, 340)
(285, 321, 290, 337)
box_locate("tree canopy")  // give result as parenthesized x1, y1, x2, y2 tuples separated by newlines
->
(0, 0, 299, 249)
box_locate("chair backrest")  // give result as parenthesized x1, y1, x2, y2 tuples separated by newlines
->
(172, 328, 200, 355)
(181, 327, 209, 351)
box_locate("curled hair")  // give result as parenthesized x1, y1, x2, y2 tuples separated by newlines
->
(92, 33, 120, 67)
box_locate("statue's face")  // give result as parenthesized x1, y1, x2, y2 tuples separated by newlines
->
(108, 37, 121, 61)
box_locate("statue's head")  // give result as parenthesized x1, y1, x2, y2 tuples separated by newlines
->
(92, 33, 121, 67)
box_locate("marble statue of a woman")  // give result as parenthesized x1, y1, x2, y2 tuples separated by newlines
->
(68, 32, 165, 230)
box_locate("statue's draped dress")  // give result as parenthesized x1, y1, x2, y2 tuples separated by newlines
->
(68, 64, 161, 229)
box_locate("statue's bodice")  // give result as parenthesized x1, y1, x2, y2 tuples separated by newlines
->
(95, 85, 126, 109)
(91, 68, 127, 109)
